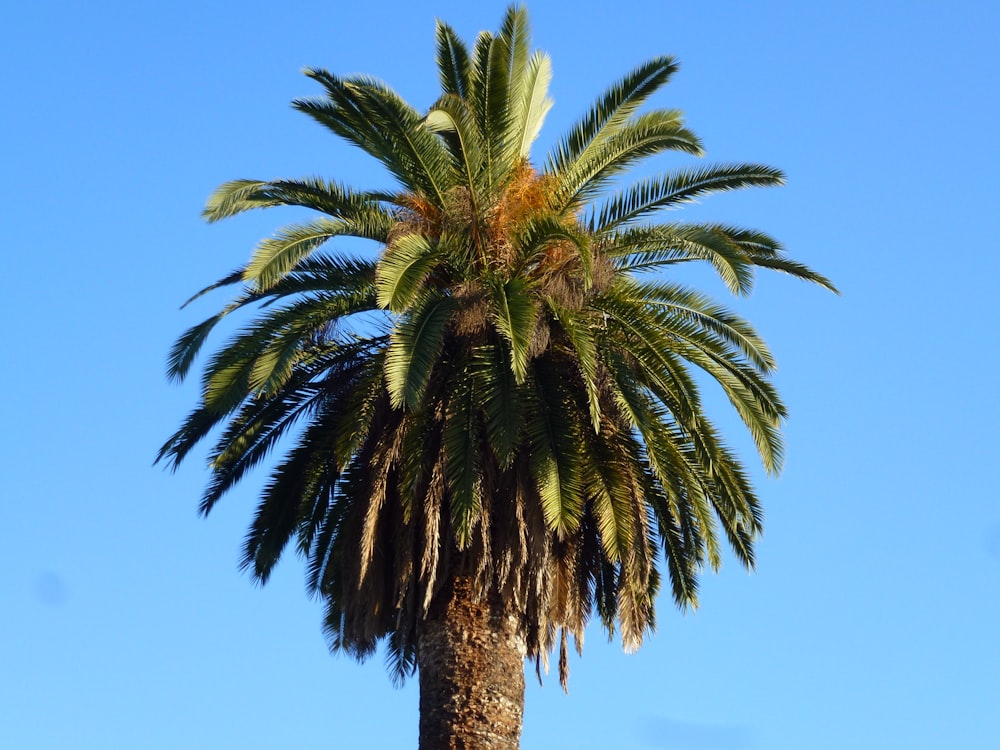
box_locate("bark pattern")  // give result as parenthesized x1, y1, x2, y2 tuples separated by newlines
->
(418, 576, 526, 750)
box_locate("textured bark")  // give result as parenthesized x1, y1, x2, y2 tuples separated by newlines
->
(417, 576, 527, 750)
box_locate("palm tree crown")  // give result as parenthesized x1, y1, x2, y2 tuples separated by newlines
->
(159, 5, 835, 692)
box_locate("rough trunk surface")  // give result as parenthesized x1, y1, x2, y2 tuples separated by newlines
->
(417, 576, 527, 750)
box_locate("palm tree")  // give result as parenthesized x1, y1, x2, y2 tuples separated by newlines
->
(159, 6, 834, 749)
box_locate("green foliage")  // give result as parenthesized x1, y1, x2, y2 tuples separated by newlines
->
(160, 4, 833, 690)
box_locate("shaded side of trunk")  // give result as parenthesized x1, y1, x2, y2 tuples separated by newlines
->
(417, 576, 526, 750)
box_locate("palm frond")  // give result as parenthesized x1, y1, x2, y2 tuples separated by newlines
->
(525, 360, 586, 535)
(203, 177, 396, 229)
(495, 5, 535, 166)
(546, 55, 684, 179)
(296, 70, 456, 203)
(513, 52, 553, 159)
(179, 267, 246, 309)
(376, 233, 441, 312)
(547, 303, 603, 431)
(553, 111, 702, 210)
(243, 218, 350, 290)
(470, 342, 523, 466)
(240, 420, 338, 583)
(624, 280, 776, 371)
(487, 276, 538, 382)
(595, 164, 785, 231)
(435, 20, 471, 99)
(426, 94, 487, 197)
(167, 314, 225, 383)
(442, 360, 483, 548)
(385, 293, 456, 409)
(744, 255, 839, 292)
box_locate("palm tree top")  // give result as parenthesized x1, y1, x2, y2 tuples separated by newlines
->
(160, 4, 835, 692)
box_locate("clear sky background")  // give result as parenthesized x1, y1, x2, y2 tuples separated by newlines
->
(2, 1, 998, 748)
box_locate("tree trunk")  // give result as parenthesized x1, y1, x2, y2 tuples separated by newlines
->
(417, 575, 527, 750)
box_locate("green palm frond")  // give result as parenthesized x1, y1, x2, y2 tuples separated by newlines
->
(244, 218, 350, 290)
(581, 430, 640, 564)
(435, 21, 471, 99)
(547, 303, 603, 431)
(595, 291, 703, 421)
(606, 224, 756, 294)
(203, 177, 397, 227)
(487, 276, 538, 382)
(512, 51, 553, 159)
(512, 213, 593, 286)
(167, 314, 226, 383)
(296, 70, 456, 203)
(469, 30, 507, 186)
(169, 255, 376, 384)
(545, 55, 684, 179)
(240, 417, 339, 583)
(625, 279, 776, 371)
(179, 267, 246, 309)
(526, 360, 586, 534)
(594, 164, 785, 231)
(744, 255, 839, 292)
(495, 7, 553, 165)
(345, 75, 458, 204)
(553, 111, 703, 210)
(645, 479, 700, 608)
(470, 342, 523, 466)
(425, 94, 487, 197)
(376, 233, 441, 312)
(200, 376, 324, 515)
(442, 359, 483, 547)
(385, 293, 456, 409)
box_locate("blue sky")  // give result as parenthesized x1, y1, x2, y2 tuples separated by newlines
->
(2, 1, 998, 748)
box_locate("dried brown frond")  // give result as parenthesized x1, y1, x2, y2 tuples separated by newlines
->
(418, 450, 446, 615)
(493, 161, 556, 231)
(384, 194, 444, 288)
(392, 192, 442, 240)
(527, 317, 551, 359)
(589, 253, 616, 293)
(358, 420, 405, 583)
(452, 281, 490, 337)
(485, 162, 559, 271)
(558, 628, 570, 691)
(536, 249, 585, 309)
(440, 186, 476, 236)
